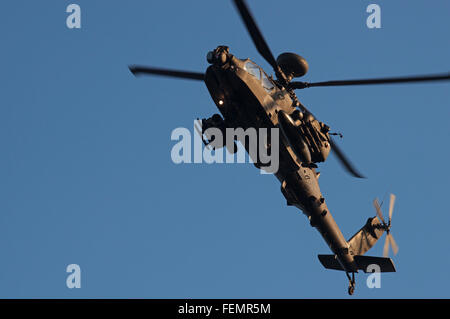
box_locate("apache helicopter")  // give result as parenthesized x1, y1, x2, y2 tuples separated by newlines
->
(129, 0, 450, 295)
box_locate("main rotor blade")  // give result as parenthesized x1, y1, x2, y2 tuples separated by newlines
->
(233, 0, 278, 70)
(389, 234, 399, 255)
(373, 198, 386, 225)
(290, 72, 450, 89)
(329, 137, 365, 178)
(389, 193, 396, 222)
(129, 65, 205, 81)
(383, 235, 390, 257)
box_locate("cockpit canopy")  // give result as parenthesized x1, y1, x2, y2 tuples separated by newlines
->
(243, 60, 275, 93)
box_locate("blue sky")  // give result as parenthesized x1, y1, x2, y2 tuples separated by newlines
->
(0, 1, 449, 298)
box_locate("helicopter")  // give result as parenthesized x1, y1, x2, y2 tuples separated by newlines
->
(128, 0, 450, 295)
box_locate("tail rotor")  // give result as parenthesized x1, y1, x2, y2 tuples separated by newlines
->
(373, 194, 399, 257)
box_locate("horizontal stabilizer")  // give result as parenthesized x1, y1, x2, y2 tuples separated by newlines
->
(354, 255, 396, 273)
(318, 254, 396, 273)
(318, 254, 343, 271)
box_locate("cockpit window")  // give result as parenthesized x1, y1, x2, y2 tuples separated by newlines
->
(244, 61, 261, 80)
(244, 60, 275, 93)
(261, 72, 274, 92)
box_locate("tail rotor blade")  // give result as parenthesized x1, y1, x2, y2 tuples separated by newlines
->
(373, 198, 386, 225)
(389, 193, 396, 222)
(375, 195, 398, 257)
(389, 234, 399, 255)
(383, 235, 390, 257)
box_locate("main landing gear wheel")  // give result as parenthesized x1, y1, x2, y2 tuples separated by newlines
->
(347, 272, 355, 296)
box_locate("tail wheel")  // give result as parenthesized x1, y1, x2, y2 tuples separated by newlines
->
(348, 285, 355, 295)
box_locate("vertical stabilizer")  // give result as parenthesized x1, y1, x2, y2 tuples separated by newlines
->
(347, 216, 384, 256)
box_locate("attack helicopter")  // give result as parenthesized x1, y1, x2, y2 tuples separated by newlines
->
(128, 0, 450, 295)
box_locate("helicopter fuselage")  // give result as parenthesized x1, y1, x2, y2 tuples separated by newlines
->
(203, 48, 359, 275)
